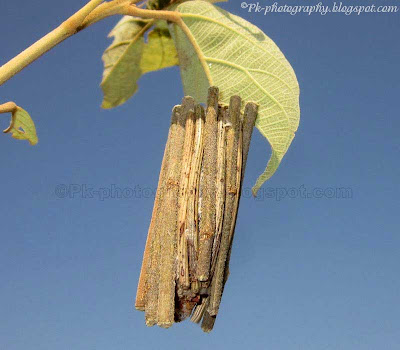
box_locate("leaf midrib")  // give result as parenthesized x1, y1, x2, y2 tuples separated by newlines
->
(176, 20, 214, 86)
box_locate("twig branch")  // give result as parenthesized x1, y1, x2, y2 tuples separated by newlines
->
(121, 3, 181, 21)
(0, 102, 17, 114)
(0, 0, 181, 87)
(0, 0, 105, 86)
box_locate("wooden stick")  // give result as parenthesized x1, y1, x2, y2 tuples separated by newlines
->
(209, 106, 228, 279)
(196, 87, 219, 282)
(225, 111, 243, 272)
(191, 299, 207, 324)
(143, 105, 181, 325)
(177, 109, 196, 291)
(224, 102, 258, 284)
(176, 104, 206, 321)
(201, 310, 216, 333)
(241, 103, 259, 178)
(207, 95, 242, 317)
(190, 106, 225, 326)
(203, 102, 258, 331)
(156, 97, 193, 328)
(135, 108, 177, 311)
(187, 105, 205, 286)
(190, 103, 258, 331)
(192, 297, 216, 333)
(144, 220, 161, 325)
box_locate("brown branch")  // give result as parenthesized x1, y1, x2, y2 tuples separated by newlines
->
(0, 102, 17, 115)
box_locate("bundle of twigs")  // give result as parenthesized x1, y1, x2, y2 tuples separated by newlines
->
(135, 87, 258, 332)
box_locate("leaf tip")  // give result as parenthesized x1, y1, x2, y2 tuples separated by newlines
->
(101, 101, 113, 109)
(28, 137, 39, 146)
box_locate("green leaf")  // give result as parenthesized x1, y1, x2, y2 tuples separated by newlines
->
(3, 106, 38, 145)
(169, 1, 300, 194)
(101, 17, 179, 109)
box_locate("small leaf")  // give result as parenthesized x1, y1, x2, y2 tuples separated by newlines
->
(169, 1, 300, 194)
(2, 105, 38, 145)
(101, 17, 178, 109)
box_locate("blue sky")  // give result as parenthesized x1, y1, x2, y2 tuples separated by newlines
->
(0, 1, 399, 349)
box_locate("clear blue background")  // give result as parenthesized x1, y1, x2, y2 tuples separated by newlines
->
(1, 0, 399, 349)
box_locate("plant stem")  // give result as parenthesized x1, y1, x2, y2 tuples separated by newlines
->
(0, 102, 17, 114)
(121, 3, 180, 21)
(0, 1, 180, 87)
(80, 0, 140, 28)
(0, 0, 104, 86)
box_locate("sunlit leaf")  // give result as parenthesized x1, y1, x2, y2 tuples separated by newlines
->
(170, 1, 300, 194)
